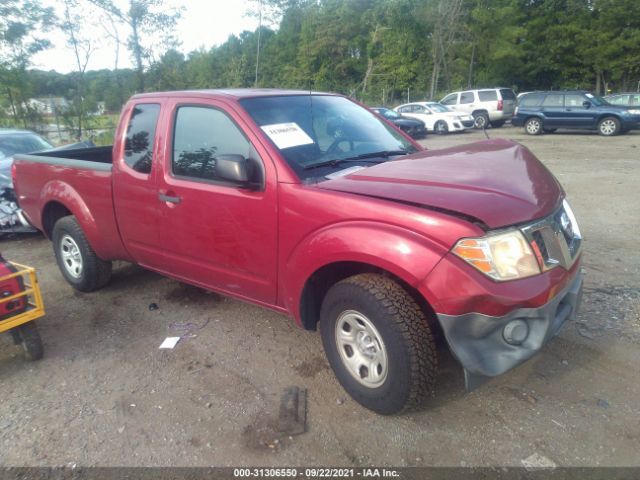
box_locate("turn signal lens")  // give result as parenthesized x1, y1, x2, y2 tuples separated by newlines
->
(453, 230, 541, 281)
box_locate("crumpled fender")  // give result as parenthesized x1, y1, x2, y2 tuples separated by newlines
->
(282, 220, 448, 323)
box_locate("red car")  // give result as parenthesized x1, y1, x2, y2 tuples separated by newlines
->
(14, 89, 583, 414)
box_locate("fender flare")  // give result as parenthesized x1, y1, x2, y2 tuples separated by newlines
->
(40, 180, 107, 257)
(282, 221, 448, 322)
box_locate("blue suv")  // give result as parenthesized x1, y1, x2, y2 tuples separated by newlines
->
(512, 91, 640, 136)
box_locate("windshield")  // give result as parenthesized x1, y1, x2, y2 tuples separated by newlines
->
(240, 95, 417, 180)
(426, 103, 450, 113)
(0, 132, 53, 159)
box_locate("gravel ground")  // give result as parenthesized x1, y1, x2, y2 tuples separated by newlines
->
(0, 126, 639, 467)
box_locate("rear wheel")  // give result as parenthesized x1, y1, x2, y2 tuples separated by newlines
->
(320, 273, 437, 415)
(473, 112, 489, 129)
(15, 322, 43, 361)
(598, 116, 620, 136)
(524, 117, 543, 135)
(52, 216, 112, 292)
(435, 121, 449, 135)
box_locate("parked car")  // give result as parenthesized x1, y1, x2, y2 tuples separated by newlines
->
(15, 89, 583, 415)
(513, 90, 640, 136)
(440, 88, 517, 128)
(394, 102, 473, 134)
(0, 129, 53, 232)
(371, 107, 427, 138)
(0, 129, 95, 233)
(604, 92, 640, 107)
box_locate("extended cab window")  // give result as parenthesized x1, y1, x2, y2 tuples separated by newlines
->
(172, 106, 250, 182)
(124, 103, 160, 174)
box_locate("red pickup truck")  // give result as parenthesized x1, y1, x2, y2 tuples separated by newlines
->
(14, 89, 583, 414)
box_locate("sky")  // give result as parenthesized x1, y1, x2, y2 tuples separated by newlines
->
(31, 0, 262, 73)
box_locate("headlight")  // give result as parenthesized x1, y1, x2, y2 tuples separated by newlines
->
(627, 109, 640, 115)
(452, 230, 541, 281)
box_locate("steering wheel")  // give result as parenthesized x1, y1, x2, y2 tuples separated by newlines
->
(325, 137, 354, 156)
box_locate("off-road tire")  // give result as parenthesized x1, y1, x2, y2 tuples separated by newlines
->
(320, 273, 437, 415)
(598, 116, 620, 136)
(525, 117, 543, 135)
(52, 216, 112, 292)
(15, 322, 43, 361)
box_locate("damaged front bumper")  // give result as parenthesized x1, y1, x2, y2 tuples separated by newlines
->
(437, 270, 584, 391)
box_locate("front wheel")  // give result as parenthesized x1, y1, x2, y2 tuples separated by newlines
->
(15, 322, 43, 361)
(525, 117, 543, 135)
(52, 216, 112, 292)
(435, 120, 449, 135)
(598, 117, 620, 136)
(320, 274, 437, 415)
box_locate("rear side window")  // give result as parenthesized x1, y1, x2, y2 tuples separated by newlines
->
(478, 90, 498, 101)
(499, 89, 516, 100)
(632, 95, 640, 105)
(519, 94, 544, 107)
(124, 103, 160, 174)
(542, 94, 564, 107)
(172, 106, 250, 182)
(460, 92, 475, 104)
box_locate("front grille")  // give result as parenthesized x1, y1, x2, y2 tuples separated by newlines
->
(520, 202, 582, 272)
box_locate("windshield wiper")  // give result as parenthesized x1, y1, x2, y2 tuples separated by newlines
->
(303, 149, 409, 171)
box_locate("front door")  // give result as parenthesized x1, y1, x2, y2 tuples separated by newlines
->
(112, 102, 165, 269)
(563, 93, 596, 127)
(156, 99, 278, 304)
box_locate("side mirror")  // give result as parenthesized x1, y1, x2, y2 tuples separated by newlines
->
(215, 154, 252, 187)
(582, 101, 592, 109)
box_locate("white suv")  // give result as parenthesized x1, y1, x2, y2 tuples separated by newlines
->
(440, 88, 517, 129)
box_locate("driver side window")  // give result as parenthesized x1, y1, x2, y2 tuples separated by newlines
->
(172, 106, 251, 182)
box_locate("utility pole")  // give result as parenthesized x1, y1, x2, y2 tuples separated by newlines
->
(254, 0, 262, 87)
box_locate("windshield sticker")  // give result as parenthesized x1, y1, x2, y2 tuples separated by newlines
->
(261, 122, 314, 149)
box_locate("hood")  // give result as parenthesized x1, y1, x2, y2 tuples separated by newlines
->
(316, 139, 563, 229)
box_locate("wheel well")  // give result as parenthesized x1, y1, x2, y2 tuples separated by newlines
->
(42, 201, 72, 238)
(597, 114, 621, 124)
(472, 109, 488, 117)
(299, 261, 440, 335)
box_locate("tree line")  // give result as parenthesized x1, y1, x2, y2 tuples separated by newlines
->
(2, 0, 640, 136)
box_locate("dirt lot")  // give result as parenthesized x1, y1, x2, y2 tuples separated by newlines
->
(1, 126, 639, 468)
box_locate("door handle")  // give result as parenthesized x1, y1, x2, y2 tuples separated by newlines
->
(159, 193, 181, 204)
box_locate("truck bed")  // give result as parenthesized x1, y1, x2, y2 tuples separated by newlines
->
(14, 146, 128, 260)
(19, 145, 113, 166)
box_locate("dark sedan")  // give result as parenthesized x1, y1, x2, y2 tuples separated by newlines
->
(371, 107, 427, 139)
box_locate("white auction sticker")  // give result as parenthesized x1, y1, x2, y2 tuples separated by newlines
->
(261, 122, 314, 149)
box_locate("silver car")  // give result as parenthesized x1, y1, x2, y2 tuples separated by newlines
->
(440, 88, 517, 129)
